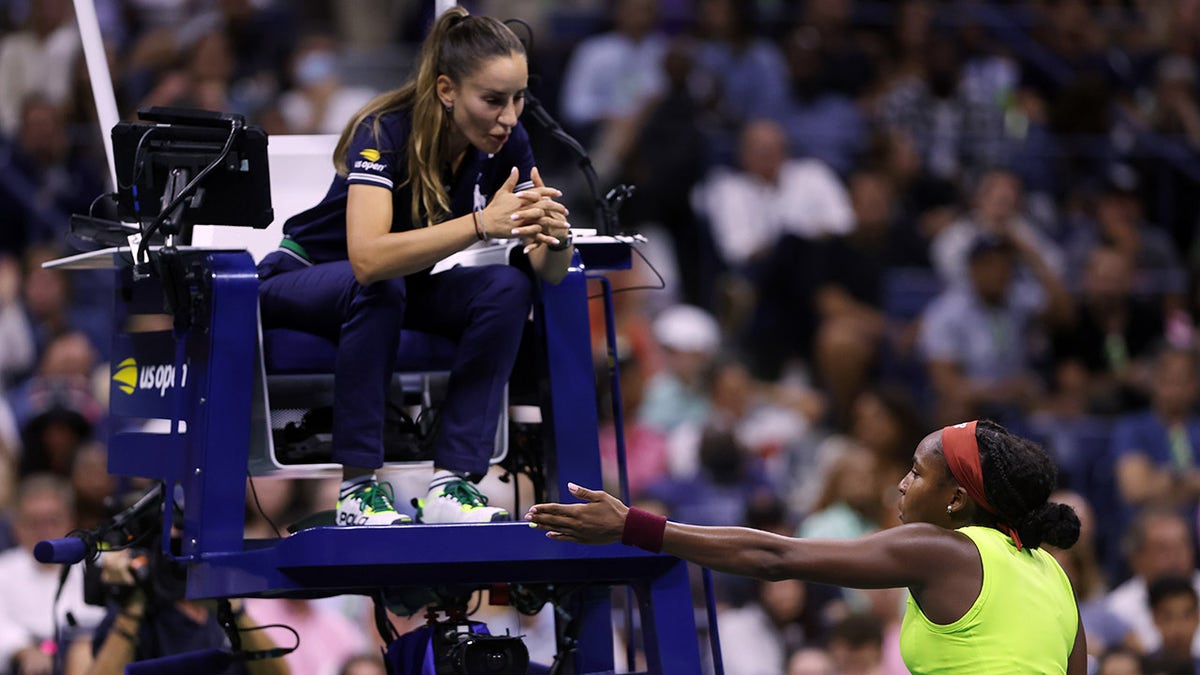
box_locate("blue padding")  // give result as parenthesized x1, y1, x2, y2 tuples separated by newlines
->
(263, 328, 458, 374)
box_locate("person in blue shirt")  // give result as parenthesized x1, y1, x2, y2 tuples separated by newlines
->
(1114, 346, 1200, 513)
(256, 7, 572, 526)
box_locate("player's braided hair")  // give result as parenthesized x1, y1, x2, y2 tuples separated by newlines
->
(975, 420, 1080, 549)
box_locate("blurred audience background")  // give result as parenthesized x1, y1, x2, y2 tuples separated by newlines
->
(8, 0, 1200, 672)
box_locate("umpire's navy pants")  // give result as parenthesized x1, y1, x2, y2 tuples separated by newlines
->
(258, 253, 532, 476)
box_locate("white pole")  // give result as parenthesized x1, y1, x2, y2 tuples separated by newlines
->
(72, 0, 120, 190)
(435, 0, 457, 17)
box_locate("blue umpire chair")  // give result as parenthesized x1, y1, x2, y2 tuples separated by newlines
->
(43, 108, 713, 674)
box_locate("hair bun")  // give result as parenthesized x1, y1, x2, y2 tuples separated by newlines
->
(1015, 502, 1080, 550)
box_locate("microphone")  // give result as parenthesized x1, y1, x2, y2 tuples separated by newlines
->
(521, 91, 629, 235)
(34, 483, 164, 565)
(34, 536, 88, 564)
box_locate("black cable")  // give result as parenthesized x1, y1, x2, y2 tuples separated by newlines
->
(245, 470, 283, 538)
(234, 621, 301, 657)
(121, 126, 160, 191)
(88, 192, 116, 219)
(136, 119, 242, 265)
(586, 243, 666, 299)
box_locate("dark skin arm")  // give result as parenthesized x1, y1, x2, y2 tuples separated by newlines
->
(527, 484, 983, 625)
(1068, 605, 1087, 675)
(529, 484, 1087, 664)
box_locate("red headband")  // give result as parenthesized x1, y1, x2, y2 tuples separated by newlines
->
(942, 421, 1023, 550)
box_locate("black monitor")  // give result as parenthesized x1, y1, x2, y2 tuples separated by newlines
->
(113, 107, 273, 244)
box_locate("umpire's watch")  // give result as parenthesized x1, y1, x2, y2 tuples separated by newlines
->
(546, 233, 573, 251)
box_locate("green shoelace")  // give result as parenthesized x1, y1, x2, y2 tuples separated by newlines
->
(357, 482, 397, 513)
(442, 480, 489, 508)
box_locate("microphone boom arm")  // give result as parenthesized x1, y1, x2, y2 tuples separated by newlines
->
(523, 91, 634, 236)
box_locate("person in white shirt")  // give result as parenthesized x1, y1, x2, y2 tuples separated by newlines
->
(1105, 507, 1200, 656)
(699, 118, 854, 275)
(0, 474, 104, 675)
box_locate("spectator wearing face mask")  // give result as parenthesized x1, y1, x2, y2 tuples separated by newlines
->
(277, 34, 377, 135)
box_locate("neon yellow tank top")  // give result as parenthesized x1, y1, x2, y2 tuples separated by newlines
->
(898, 526, 1077, 674)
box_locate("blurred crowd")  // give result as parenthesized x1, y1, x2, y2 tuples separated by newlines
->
(5, 0, 1200, 673)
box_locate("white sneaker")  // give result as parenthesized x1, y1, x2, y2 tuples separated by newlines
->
(415, 479, 510, 523)
(336, 481, 412, 526)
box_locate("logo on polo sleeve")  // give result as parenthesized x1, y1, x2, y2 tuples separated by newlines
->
(354, 148, 386, 172)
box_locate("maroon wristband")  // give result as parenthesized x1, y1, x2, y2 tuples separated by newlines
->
(621, 506, 667, 553)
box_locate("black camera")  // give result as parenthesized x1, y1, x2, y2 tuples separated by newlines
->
(80, 484, 190, 607)
(432, 623, 528, 675)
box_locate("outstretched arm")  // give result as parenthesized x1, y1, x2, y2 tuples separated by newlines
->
(526, 484, 972, 589)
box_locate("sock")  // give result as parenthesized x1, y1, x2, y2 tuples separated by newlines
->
(339, 474, 374, 499)
(428, 470, 465, 494)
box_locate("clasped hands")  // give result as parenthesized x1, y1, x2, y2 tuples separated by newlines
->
(484, 167, 570, 254)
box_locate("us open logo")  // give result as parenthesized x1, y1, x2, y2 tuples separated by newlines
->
(112, 358, 189, 397)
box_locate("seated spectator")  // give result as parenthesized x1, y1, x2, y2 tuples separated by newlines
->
(1051, 245, 1162, 416)
(1113, 347, 1200, 511)
(929, 168, 1064, 295)
(1106, 507, 1200, 656)
(618, 38, 712, 309)
(558, 0, 666, 181)
(0, 475, 105, 674)
(276, 33, 376, 135)
(918, 233, 1072, 426)
(845, 387, 926, 489)
(749, 169, 925, 420)
(702, 355, 822, 482)
(20, 246, 110, 364)
(787, 646, 836, 675)
(0, 96, 104, 257)
(690, 0, 789, 166)
(718, 578, 810, 675)
(1096, 646, 1142, 675)
(776, 24, 865, 176)
(642, 427, 775, 527)
(636, 305, 720, 436)
(866, 130, 957, 260)
(699, 118, 854, 284)
(718, 145, 868, 380)
(1146, 576, 1200, 671)
(0, 0, 80, 136)
(826, 613, 884, 675)
(10, 331, 103, 479)
(140, 29, 235, 114)
(798, 446, 884, 540)
(1063, 179, 1186, 306)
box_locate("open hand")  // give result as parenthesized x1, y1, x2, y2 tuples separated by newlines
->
(525, 483, 627, 544)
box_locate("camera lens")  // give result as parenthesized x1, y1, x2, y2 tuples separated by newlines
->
(484, 650, 508, 670)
